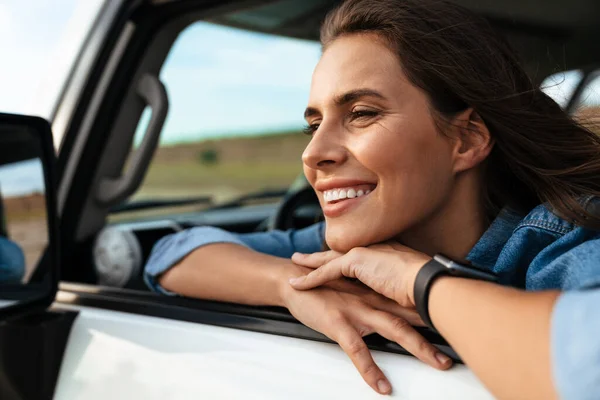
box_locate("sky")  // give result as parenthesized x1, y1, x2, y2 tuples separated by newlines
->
(0, 159, 45, 197)
(150, 22, 322, 144)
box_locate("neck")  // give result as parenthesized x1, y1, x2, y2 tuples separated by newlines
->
(398, 172, 488, 262)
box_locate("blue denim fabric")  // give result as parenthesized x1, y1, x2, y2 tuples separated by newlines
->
(145, 198, 600, 293)
(551, 288, 600, 400)
(466, 196, 600, 290)
(0, 236, 25, 283)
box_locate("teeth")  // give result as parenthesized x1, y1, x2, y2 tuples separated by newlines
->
(323, 186, 374, 203)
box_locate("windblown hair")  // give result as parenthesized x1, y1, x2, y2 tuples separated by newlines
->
(321, 0, 600, 228)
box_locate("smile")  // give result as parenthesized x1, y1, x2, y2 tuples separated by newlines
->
(322, 184, 376, 204)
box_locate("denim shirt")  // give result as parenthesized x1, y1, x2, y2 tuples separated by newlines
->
(552, 288, 600, 399)
(466, 197, 600, 290)
(144, 198, 600, 294)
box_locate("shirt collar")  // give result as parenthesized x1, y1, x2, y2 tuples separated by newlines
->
(466, 207, 524, 270)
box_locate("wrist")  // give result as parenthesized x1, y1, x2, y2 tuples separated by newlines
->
(273, 261, 310, 308)
(405, 256, 432, 307)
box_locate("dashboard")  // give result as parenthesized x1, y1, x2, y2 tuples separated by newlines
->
(92, 203, 280, 290)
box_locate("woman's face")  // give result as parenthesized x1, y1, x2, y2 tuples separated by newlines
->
(303, 34, 459, 252)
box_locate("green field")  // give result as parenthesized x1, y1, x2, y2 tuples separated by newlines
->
(111, 132, 308, 221)
(137, 161, 303, 199)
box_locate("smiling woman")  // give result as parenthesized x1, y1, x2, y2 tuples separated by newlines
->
(143, 0, 600, 397)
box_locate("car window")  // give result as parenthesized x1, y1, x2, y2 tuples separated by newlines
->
(540, 69, 584, 108)
(576, 73, 600, 112)
(113, 22, 321, 221)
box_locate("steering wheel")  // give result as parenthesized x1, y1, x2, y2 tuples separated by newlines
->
(268, 186, 323, 231)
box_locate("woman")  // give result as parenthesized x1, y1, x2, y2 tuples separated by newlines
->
(145, 0, 600, 395)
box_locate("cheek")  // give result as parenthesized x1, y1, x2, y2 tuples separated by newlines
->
(325, 124, 454, 247)
(379, 135, 454, 208)
(303, 164, 316, 186)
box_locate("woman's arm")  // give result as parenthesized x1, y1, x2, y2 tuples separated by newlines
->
(428, 277, 559, 400)
(158, 242, 305, 306)
(144, 223, 324, 296)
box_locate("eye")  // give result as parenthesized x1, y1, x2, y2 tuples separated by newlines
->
(350, 109, 379, 121)
(303, 123, 319, 136)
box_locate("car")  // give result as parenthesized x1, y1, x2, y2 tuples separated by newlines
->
(0, 0, 599, 399)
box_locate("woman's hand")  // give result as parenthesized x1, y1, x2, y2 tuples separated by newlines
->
(280, 259, 452, 395)
(290, 242, 431, 307)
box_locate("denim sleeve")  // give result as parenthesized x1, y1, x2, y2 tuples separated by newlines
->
(526, 234, 600, 290)
(144, 222, 325, 294)
(551, 289, 600, 399)
(0, 236, 25, 284)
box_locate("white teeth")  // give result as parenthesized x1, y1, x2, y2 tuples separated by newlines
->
(323, 186, 375, 203)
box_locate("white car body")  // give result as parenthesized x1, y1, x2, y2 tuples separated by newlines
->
(53, 299, 492, 399)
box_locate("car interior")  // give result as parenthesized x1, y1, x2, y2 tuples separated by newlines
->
(50, 0, 600, 360)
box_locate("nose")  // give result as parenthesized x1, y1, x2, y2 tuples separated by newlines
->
(302, 126, 347, 170)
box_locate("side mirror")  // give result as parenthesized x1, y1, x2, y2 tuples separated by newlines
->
(0, 113, 58, 320)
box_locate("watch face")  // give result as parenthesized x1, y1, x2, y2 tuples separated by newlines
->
(93, 227, 142, 287)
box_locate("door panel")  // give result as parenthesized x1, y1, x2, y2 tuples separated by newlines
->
(53, 304, 492, 400)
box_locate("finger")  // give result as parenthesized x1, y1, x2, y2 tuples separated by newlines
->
(291, 250, 342, 269)
(369, 298, 424, 326)
(326, 280, 425, 326)
(334, 324, 392, 395)
(289, 256, 350, 290)
(366, 310, 453, 370)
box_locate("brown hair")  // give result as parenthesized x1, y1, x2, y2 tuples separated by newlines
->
(321, 0, 600, 228)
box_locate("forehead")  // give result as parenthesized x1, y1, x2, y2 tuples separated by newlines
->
(310, 34, 406, 101)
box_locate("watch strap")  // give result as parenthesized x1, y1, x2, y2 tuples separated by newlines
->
(414, 258, 449, 331)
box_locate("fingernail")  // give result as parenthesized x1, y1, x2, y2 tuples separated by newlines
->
(377, 379, 392, 394)
(292, 252, 305, 259)
(289, 276, 304, 285)
(435, 352, 451, 365)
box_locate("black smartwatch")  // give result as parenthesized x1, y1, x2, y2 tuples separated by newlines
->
(414, 254, 498, 331)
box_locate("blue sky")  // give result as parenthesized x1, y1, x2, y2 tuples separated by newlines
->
(0, 159, 45, 197)
(153, 22, 322, 144)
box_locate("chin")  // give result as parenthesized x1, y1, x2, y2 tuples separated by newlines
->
(325, 224, 379, 253)
(324, 215, 409, 252)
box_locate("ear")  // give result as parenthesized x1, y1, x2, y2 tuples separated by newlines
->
(448, 108, 494, 174)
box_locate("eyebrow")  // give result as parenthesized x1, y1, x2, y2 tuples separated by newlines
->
(303, 88, 387, 119)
